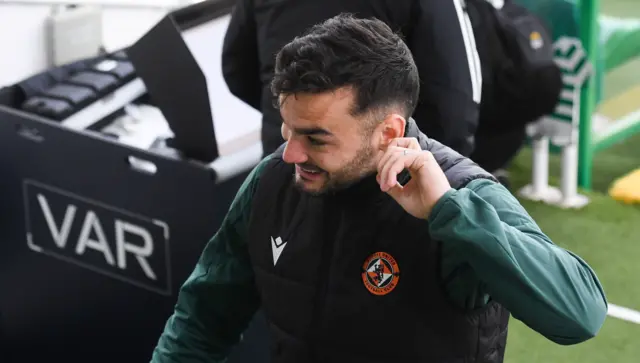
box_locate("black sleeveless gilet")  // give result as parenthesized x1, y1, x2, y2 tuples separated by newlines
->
(247, 120, 510, 362)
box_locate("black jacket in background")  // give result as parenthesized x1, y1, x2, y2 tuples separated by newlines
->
(222, 0, 483, 156)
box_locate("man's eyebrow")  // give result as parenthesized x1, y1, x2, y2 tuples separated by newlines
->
(293, 126, 333, 137)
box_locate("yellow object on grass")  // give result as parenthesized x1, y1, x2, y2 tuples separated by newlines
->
(597, 85, 640, 121)
(609, 168, 640, 204)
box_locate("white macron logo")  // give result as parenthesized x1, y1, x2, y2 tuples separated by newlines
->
(271, 236, 287, 266)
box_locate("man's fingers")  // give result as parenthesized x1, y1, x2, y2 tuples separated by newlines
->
(376, 137, 435, 190)
(392, 137, 421, 150)
(379, 149, 425, 190)
(377, 148, 439, 191)
(377, 146, 402, 172)
(378, 147, 408, 188)
(380, 152, 405, 190)
(385, 182, 405, 200)
(377, 138, 421, 170)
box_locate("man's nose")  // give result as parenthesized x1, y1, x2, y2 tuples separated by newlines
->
(282, 138, 308, 164)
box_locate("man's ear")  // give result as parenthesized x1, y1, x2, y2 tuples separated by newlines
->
(375, 114, 406, 149)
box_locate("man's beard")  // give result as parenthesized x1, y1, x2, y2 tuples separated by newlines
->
(293, 143, 376, 196)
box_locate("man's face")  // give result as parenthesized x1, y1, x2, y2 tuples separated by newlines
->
(279, 88, 379, 195)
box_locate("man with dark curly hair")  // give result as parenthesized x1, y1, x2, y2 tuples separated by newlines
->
(221, 0, 483, 158)
(151, 14, 607, 363)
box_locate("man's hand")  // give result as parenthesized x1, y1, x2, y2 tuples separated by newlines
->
(376, 137, 453, 219)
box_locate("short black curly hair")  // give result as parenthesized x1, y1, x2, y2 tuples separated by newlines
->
(271, 13, 419, 121)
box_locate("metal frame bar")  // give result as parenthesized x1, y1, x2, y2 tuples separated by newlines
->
(577, 0, 600, 190)
(592, 112, 640, 153)
(578, 0, 640, 190)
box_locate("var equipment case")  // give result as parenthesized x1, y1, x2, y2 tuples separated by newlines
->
(0, 1, 271, 362)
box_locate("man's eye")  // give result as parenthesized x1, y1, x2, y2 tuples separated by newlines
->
(307, 137, 326, 146)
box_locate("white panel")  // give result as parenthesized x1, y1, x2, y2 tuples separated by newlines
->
(181, 15, 262, 156)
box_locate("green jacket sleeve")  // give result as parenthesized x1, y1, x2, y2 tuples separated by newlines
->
(429, 178, 608, 345)
(151, 157, 271, 363)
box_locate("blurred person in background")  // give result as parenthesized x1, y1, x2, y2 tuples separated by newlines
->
(465, 0, 563, 188)
(222, 0, 483, 158)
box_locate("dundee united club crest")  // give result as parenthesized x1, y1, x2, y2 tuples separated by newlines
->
(362, 252, 400, 295)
